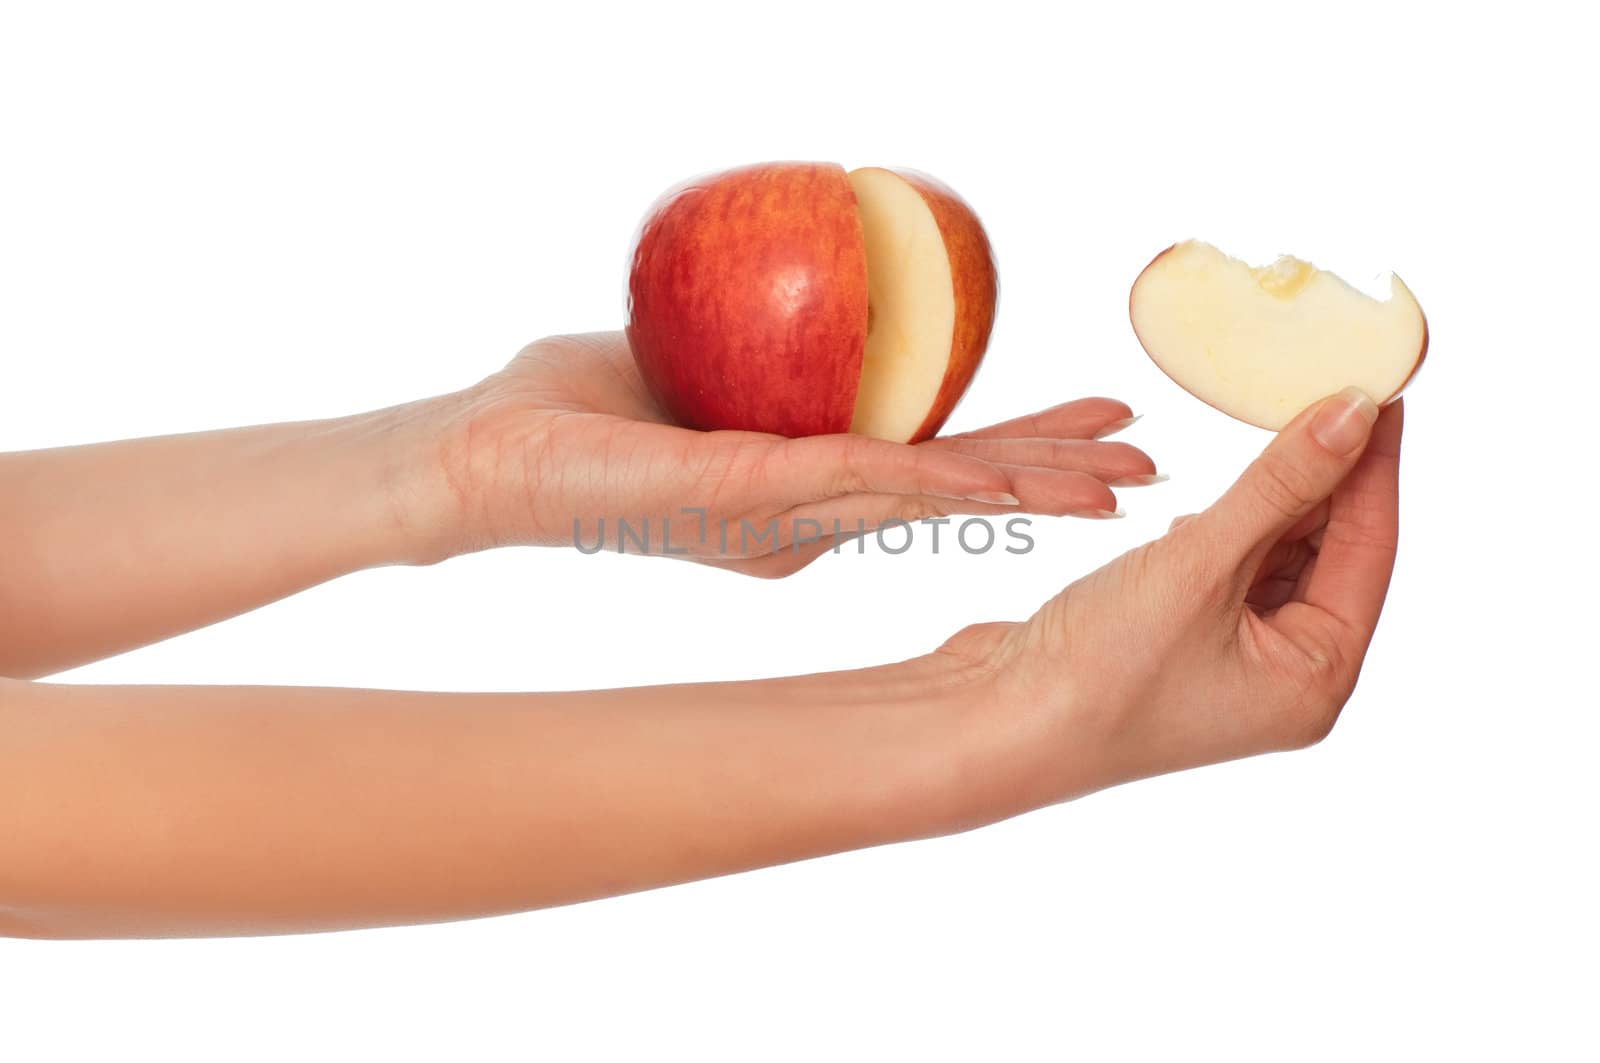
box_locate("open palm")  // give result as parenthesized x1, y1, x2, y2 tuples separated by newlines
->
(444, 332, 1161, 576)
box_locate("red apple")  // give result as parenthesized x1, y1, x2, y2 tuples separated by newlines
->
(1129, 240, 1428, 430)
(625, 161, 998, 442)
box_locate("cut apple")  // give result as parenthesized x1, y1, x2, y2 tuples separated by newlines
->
(1129, 239, 1427, 430)
(626, 162, 996, 442)
(847, 167, 996, 442)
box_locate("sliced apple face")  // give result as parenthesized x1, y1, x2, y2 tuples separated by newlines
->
(846, 167, 995, 443)
(1129, 239, 1427, 430)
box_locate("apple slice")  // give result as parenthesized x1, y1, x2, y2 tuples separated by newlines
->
(1129, 239, 1427, 430)
(846, 167, 997, 442)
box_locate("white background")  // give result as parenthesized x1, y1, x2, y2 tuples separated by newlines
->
(2, 0, 1596, 1058)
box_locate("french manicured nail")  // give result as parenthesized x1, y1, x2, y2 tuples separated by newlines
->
(1094, 414, 1142, 439)
(1108, 473, 1169, 487)
(1080, 508, 1126, 519)
(1310, 387, 1379, 456)
(967, 491, 1021, 506)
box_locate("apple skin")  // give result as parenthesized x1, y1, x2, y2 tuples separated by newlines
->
(1129, 243, 1429, 428)
(625, 162, 868, 437)
(885, 168, 999, 442)
(1395, 312, 1430, 394)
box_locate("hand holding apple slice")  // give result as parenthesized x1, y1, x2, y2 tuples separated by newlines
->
(625, 161, 997, 442)
(1129, 240, 1427, 430)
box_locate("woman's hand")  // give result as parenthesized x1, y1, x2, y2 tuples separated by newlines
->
(430, 332, 1161, 576)
(944, 390, 1402, 818)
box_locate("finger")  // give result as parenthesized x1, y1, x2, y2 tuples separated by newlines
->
(925, 437, 1161, 485)
(1195, 388, 1380, 579)
(786, 465, 1121, 532)
(945, 398, 1138, 442)
(711, 463, 1127, 572)
(1236, 501, 1328, 599)
(995, 463, 1121, 516)
(1281, 499, 1331, 545)
(1166, 506, 1325, 558)
(771, 434, 1017, 506)
(1168, 500, 1326, 558)
(1297, 398, 1404, 642)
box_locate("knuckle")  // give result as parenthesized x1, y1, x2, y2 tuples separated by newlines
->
(1031, 437, 1080, 465)
(1321, 510, 1400, 555)
(1250, 451, 1320, 516)
(826, 435, 875, 495)
(1096, 440, 1148, 466)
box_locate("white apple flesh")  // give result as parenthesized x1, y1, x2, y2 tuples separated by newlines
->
(847, 167, 960, 441)
(1129, 240, 1427, 430)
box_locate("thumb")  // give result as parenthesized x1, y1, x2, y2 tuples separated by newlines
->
(1198, 387, 1380, 564)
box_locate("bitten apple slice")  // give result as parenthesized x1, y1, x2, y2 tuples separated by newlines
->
(1129, 240, 1427, 430)
(846, 167, 997, 443)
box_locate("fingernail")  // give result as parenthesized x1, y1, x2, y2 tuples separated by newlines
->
(1094, 414, 1142, 440)
(1108, 473, 1169, 487)
(967, 491, 1021, 506)
(1079, 508, 1125, 519)
(1310, 387, 1380, 455)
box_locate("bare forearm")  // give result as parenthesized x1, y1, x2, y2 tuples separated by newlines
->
(0, 400, 456, 677)
(0, 657, 1012, 938)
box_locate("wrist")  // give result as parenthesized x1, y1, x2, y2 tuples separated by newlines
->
(392, 377, 572, 564)
(861, 639, 1063, 839)
(720, 654, 1011, 853)
(351, 390, 486, 567)
(920, 623, 1111, 825)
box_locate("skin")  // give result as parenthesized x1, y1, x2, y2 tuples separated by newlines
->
(0, 335, 1401, 939)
